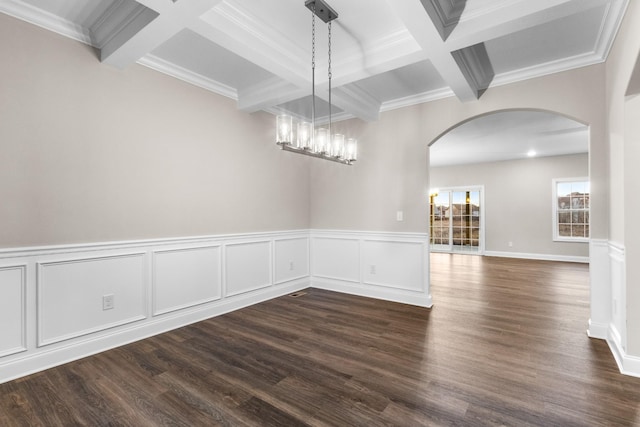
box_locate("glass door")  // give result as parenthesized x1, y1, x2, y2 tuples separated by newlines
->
(430, 187, 483, 253)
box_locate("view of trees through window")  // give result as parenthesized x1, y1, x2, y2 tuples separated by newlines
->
(554, 179, 589, 240)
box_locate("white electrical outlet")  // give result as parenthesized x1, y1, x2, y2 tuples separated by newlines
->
(103, 294, 114, 310)
(289, 261, 295, 271)
(396, 211, 404, 221)
(370, 265, 376, 275)
(508, 241, 513, 247)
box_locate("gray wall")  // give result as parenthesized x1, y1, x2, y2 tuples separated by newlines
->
(430, 154, 589, 257)
(309, 66, 607, 242)
(0, 14, 310, 248)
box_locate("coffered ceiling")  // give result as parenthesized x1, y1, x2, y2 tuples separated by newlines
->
(0, 0, 628, 125)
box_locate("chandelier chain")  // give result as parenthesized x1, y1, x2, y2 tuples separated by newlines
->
(327, 21, 332, 80)
(328, 20, 332, 139)
(311, 4, 316, 132)
(311, 6, 315, 70)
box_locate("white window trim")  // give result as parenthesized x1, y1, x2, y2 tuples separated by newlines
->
(552, 177, 589, 242)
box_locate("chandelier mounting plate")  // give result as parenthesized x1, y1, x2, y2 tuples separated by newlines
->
(305, 0, 338, 23)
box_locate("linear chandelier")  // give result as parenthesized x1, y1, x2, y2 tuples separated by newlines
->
(275, 0, 357, 165)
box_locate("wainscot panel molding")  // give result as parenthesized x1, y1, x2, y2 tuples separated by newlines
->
(608, 242, 626, 351)
(604, 241, 640, 377)
(0, 230, 310, 385)
(274, 237, 310, 285)
(311, 235, 360, 283)
(152, 245, 222, 316)
(37, 253, 147, 346)
(310, 230, 432, 308)
(224, 240, 272, 297)
(588, 239, 611, 339)
(0, 265, 27, 358)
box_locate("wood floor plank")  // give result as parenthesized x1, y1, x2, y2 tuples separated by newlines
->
(2, 254, 640, 425)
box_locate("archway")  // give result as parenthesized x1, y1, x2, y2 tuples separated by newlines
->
(428, 109, 589, 259)
(426, 108, 592, 326)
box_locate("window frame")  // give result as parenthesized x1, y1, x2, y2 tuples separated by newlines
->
(429, 185, 485, 254)
(552, 177, 590, 242)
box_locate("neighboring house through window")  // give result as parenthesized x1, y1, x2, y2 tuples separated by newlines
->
(553, 178, 589, 241)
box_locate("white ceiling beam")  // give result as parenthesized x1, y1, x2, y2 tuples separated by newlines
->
(191, 3, 386, 121)
(190, 4, 310, 89)
(386, 0, 479, 102)
(445, 0, 612, 51)
(330, 29, 428, 87)
(237, 28, 426, 116)
(189, 4, 312, 114)
(101, 0, 221, 69)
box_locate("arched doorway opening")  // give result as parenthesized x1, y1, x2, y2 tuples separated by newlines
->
(428, 109, 590, 261)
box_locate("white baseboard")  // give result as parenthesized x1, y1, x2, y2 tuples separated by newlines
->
(587, 319, 609, 340)
(484, 250, 589, 263)
(608, 325, 640, 378)
(312, 278, 432, 308)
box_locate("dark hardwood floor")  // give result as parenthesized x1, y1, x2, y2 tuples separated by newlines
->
(2, 254, 640, 426)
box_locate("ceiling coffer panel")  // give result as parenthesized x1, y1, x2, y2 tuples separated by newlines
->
(0, 0, 628, 122)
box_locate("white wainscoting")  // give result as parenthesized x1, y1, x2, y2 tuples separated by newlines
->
(37, 253, 147, 346)
(362, 239, 425, 292)
(311, 236, 360, 283)
(596, 240, 640, 379)
(603, 241, 640, 377)
(225, 240, 272, 297)
(274, 237, 309, 285)
(609, 242, 626, 352)
(0, 265, 27, 358)
(588, 239, 611, 339)
(152, 245, 222, 316)
(310, 230, 432, 308)
(0, 230, 310, 384)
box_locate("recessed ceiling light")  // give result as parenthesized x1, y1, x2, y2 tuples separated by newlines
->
(527, 150, 536, 157)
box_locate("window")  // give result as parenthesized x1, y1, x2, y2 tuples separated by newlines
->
(429, 187, 484, 253)
(552, 178, 589, 241)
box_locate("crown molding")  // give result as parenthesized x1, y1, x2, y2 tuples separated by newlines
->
(238, 78, 306, 113)
(137, 54, 238, 100)
(491, 50, 605, 89)
(380, 87, 455, 113)
(0, 0, 91, 45)
(593, 0, 628, 60)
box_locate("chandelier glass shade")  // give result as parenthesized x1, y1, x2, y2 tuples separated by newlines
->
(275, 0, 357, 165)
